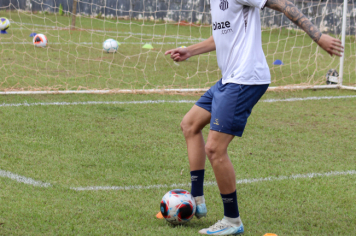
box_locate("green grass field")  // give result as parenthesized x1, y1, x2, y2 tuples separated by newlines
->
(0, 11, 355, 92)
(0, 89, 356, 235)
(1, 9, 356, 236)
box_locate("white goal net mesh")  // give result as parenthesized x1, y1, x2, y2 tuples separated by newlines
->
(0, 0, 355, 92)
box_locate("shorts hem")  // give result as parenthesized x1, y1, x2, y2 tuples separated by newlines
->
(195, 103, 212, 113)
(210, 127, 243, 137)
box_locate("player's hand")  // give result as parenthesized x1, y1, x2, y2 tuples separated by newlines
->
(317, 34, 344, 57)
(165, 47, 191, 62)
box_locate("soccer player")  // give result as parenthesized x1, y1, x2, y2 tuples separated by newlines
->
(165, 0, 343, 234)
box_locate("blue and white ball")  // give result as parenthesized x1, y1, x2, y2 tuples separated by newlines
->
(103, 39, 119, 53)
(0, 17, 10, 31)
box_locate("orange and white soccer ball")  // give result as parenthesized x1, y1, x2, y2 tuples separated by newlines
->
(33, 34, 48, 47)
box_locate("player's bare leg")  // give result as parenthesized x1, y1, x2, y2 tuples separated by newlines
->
(205, 130, 236, 194)
(180, 105, 211, 218)
(199, 130, 243, 235)
(181, 105, 211, 171)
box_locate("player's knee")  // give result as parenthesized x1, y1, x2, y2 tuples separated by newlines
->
(180, 119, 198, 137)
(205, 144, 226, 163)
(207, 154, 223, 165)
(180, 120, 185, 132)
(205, 144, 218, 158)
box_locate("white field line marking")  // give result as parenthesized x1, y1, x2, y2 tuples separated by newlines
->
(0, 100, 196, 107)
(1, 168, 355, 190)
(0, 41, 201, 45)
(262, 95, 356, 102)
(1, 95, 356, 108)
(0, 169, 51, 187)
(71, 170, 356, 191)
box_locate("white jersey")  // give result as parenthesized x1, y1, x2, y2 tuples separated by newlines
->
(211, 0, 271, 85)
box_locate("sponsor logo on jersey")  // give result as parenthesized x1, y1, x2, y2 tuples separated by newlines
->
(213, 21, 233, 34)
(213, 21, 230, 30)
(219, 0, 229, 11)
(222, 29, 233, 34)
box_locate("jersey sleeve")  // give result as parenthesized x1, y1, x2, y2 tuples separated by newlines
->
(235, 0, 268, 9)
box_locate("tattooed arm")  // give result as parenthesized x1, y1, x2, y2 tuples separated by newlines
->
(265, 0, 343, 56)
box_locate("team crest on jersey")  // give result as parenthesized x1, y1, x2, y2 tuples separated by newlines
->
(219, 0, 229, 11)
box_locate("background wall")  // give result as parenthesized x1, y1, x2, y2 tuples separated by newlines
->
(0, 0, 355, 34)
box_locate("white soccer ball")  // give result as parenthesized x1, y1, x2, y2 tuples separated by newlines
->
(103, 39, 119, 53)
(160, 189, 196, 225)
(0, 17, 10, 31)
(33, 34, 48, 47)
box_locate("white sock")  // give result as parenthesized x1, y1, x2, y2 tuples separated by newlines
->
(223, 216, 242, 226)
(194, 195, 205, 205)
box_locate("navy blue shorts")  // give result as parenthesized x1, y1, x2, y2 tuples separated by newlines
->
(196, 79, 269, 137)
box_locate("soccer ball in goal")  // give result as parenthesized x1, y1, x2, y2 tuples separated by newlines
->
(103, 39, 119, 53)
(160, 189, 196, 225)
(33, 34, 48, 48)
(0, 17, 10, 32)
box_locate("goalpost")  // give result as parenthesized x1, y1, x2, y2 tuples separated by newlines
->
(0, 0, 355, 94)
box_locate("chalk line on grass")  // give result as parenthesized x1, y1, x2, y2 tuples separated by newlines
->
(1, 168, 355, 190)
(0, 169, 51, 187)
(1, 95, 356, 108)
(72, 170, 356, 191)
(0, 100, 196, 107)
(262, 95, 356, 102)
(0, 41, 201, 45)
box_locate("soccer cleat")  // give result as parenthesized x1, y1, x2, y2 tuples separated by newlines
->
(199, 218, 244, 235)
(195, 202, 208, 219)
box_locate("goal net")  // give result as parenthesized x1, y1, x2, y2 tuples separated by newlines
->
(0, 0, 355, 93)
